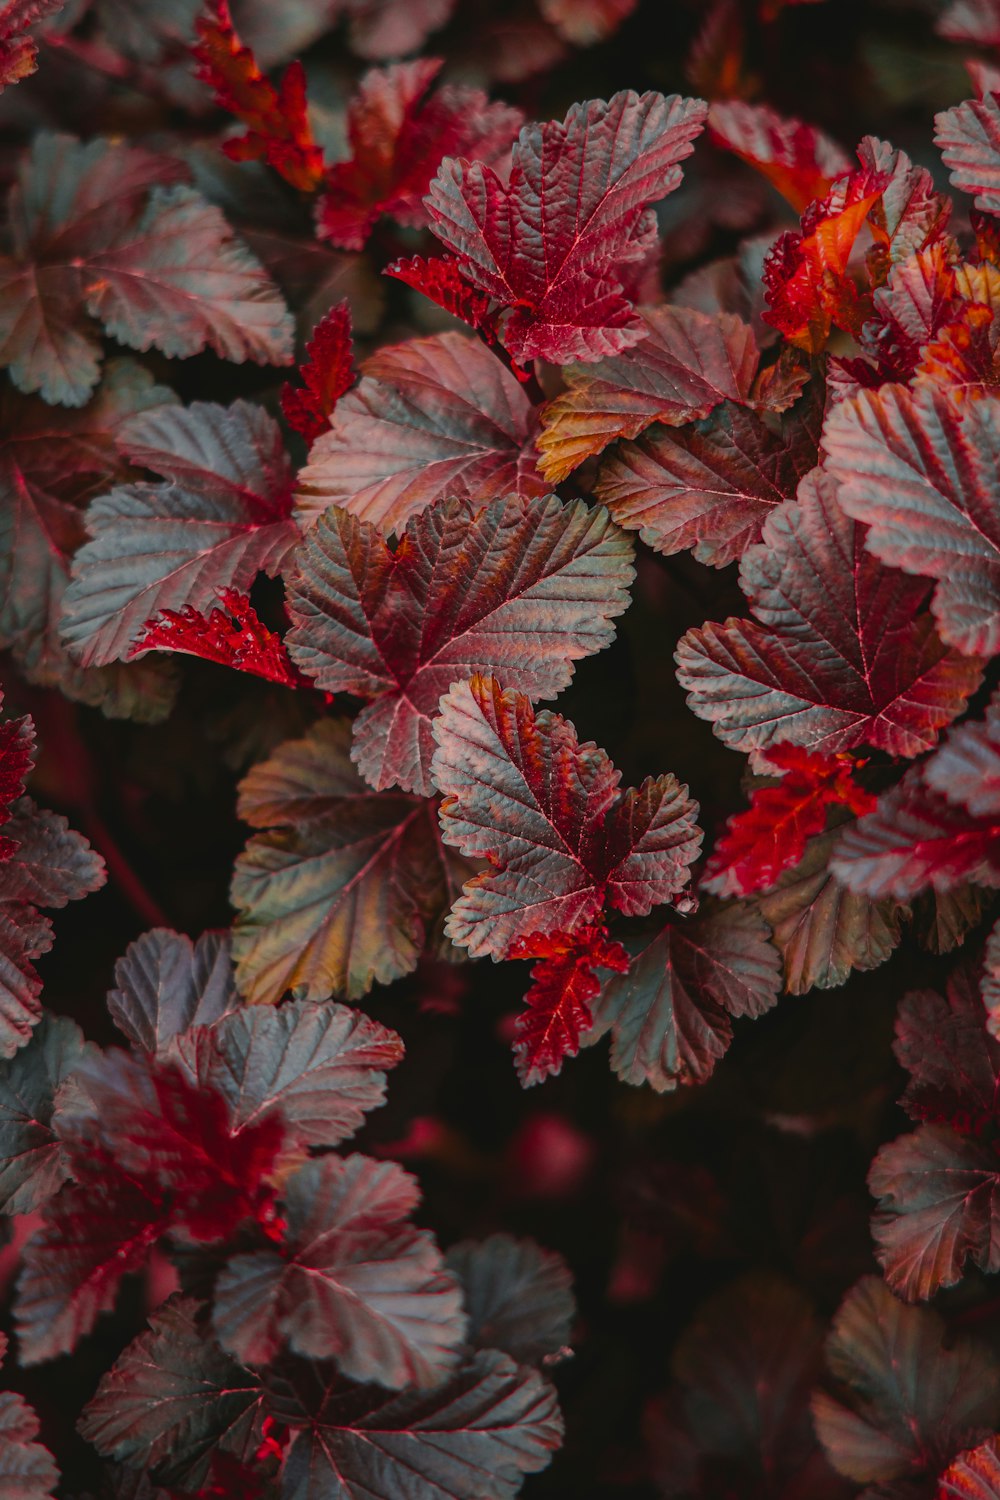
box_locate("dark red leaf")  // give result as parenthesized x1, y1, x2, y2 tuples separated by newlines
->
(432, 676, 703, 958)
(937, 92, 1000, 215)
(0, 1389, 59, 1498)
(445, 1234, 575, 1368)
(285, 491, 634, 794)
(280, 300, 355, 445)
(424, 89, 708, 364)
(708, 100, 851, 212)
(106, 928, 238, 1055)
(509, 925, 629, 1087)
(0, 1012, 94, 1215)
(133, 589, 304, 688)
(317, 58, 522, 251)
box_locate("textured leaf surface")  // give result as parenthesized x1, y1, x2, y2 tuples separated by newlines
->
(937, 92, 1000, 214)
(213, 1154, 465, 1384)
(317, 58, 522, 250)
(133, 588, 304, 687)
(812, 1277, 1000, 1485)
(536, 305, 760, 483)
(281, 300, 355, 445)
(586, 903, 781, 1091)
(62, 400, 298, 667)
(509, 925, 629, 1086)
(232, 719, 460, 1002)
(425, 90, 708, 364)
(708, 100, 851, 211)
(0, 1012, 92, 1214)
(432, 677, 702, 958)
(106, 928, 237, 1054)
(445, 1234, 575, 1367)
(940, 1438, 1000, 1499)
(675, 470, 982, 761)
(0, 134, 293, 405)
(0, 1391, 58, 1499)
(294, 331, 546, 535)
(286, 491, 634, 794)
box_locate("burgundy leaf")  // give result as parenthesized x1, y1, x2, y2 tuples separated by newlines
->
(445, 1234, 575, 1368)
(293, 331, 546, 536)
(424, 90, 708, 365)
(317, 59, 522, 251)
(675, 469, 983, 761)
(343, 0, 457, 61)
(432, 676, 703, 958)
(0, 1390, 59, 1499)
(538, 0, 637, 45)
(384, 252, 493, 333)
(0, 1012, 93, 1215)
(280, 300, 355, 445)
(106, 928, 238, 1055)
(893, 972, 1000, 1136)
(62, 400, 299, 668)
(708, 100, 851, 212)
(285, 491, 634, 794)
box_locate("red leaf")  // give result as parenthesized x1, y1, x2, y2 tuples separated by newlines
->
(280, 300, 355, 445)
(424, 89, 708, 364)
(432, 676, 702, 958)
(938, 1, 1000, 46)
(343, 0, 456, 62)
(510, 925, 629, 1087)
(293, 331, 546, 536)
(384, 253, 494, 335)
(193, 0, 325, 193)
(0, 707, 34, 860)
(704, 744, 876, 897)
(285, 491, 634, 795)
(132, 588, 305, 689)
(937, 92, 1000, 215)
(708, 101, 851, 212)
(317, 59, 522, 251)
(0, 1389, 59, 1498)
(940, 1438, 1000, 1498)
(0, 0, 65, 93)
(675, 469, 982, 762)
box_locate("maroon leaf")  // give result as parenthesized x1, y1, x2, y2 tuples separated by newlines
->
(812, 1277, 1000, 1487)
(0, 134, 293, 407)
(596, 398, 817, 568)
(585, 903, 781, 1092)
(432, 676, 703, 958)
(0, 1390, 59, 1499)
(894, 972, 1000, 1136)
(78, 1296, 265, 1486)
(213, 1154, 466, 1384)
(62, 400, 299, 668)
(0, 1012, 94, 1215)
(708, 100, 851, 212)
(293, 331, 547, 536)
(508, 925, 630, 1087)
(675, 469, 983, 761)
(317, 58, 522, 251)
(445, 1234, 575, 1367)
(280, 300, 355, 445)
(536, 305, 762, 484)
(0, 0, 66, 94)
(285, 491, 634, 794)
(231, 718, 464, 1002)
(424, 90, 708, 365)
(106, 928, 238, 1055)
(132, 589, 304, 688)
(822, 383, 1000, 657)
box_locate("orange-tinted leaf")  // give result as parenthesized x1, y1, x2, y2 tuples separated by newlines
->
(708, 100, 850, 212)
(940, 1437, 1000, 1498)
(510, 925, 629, 1086)
(0, 0, 65, 93)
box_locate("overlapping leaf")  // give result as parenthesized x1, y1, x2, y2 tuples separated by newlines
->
(317, 58, 522, 250)
(424, 89, 708, 364)
(509, 924, 629, 1086)
(940, 1439, 1000, 1499)
(105, 928, 238, 1055)
(231, 718, 465, 1002)
(0, 1012, 93, 1215)
(285, 491, 634, 794)
(675, 469, 981, 762)
(937, 91, 1000, 214)
(0, 0, 66, 93)
(62, 400, 299, 668)
(0, 134, 293, 406)
(294, 331, 547, 535)
(133, 588, 304, 687)
(708, 101, 850, 212)
(0, 1389, 59, 1499)
(432, 677, 702, 958)
(281, 300, 355, 445)
(445, 1234, 575, 1367)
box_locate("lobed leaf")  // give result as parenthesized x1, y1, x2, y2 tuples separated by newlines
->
(445, 1234, 575, 1368)
(106, 928, 238, 1055)
(0, 1012, 93, 1215)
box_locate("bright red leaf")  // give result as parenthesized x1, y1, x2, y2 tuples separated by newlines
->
(424, 89, 708, 364)
(0, 0, 65, 92)
(193, 0, 325, 193)
(708, 100, 851, 212)
(940, 1438, 1000, 1499)
(280, 299, 355, 445)
(384, 252, 494, 335)
(509, 925, 629, 1087)
(317, 59, 522, 252)
(132, 588, 305, 689)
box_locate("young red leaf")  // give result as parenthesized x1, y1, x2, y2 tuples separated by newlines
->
(231, 718, 464, 1003)
(317, 58, 522, 251)
(940, 1438, 1000, 1499)
(596, 398, 817, 567)
(509, 925, 629, 1087)
(280, 300, 355, 445)
(294, 331, 546, 536)
(424, 89, 708, 365)
(537, 0, 637, 45)
(823, 383, 1000, 657)
(0, 0, 66, 93)
(106, 928, 238, 1055)
(193, 0, 325, 193)
(536, 305, 762, 484)
(0, 1390, 59, 1499)
(78, 1297, 266, 1487)
(285, 491, 634, 795)
(675, 469, 982, 762)
(585, 903, 781, 1092)
(62, 400, 299, 668)
(384, 252, 494, 335)
(708, 101, 851, 212)
(271, 1349, 563, 1500)
(445, 1234, 575, 1368)
(171, 997, 404, 1154)
(0, 135, 293, 407)
(432, 677, 702, 958)
(703, 744, 876, 897)
(812, 1277, 1000, 1486)
(213, 1154, 466, 1384)
(0, 1012, 93, 1215)
(133, 589, 304, 688)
